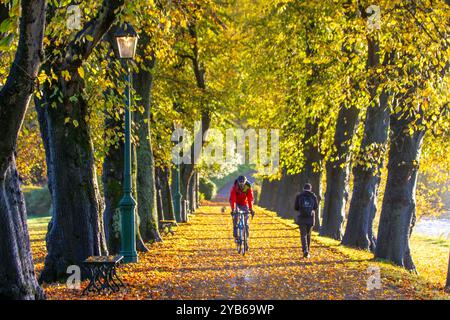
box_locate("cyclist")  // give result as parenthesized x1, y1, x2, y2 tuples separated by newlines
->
(229, 175, 254, 243)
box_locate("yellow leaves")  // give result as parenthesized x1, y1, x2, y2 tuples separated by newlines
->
(37, 71, 47, 84)
(64, 117, 79, 128)
(61, 70, 71, 81)
(77, 66, 85, 79)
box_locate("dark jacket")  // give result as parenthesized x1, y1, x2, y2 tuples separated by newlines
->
(294, 190, 318, 226)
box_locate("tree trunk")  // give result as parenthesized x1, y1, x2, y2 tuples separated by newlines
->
(36, 0, 124, 282)
(275, 171, 302, 219)
(0, 158, 46, 300)
(188, 172, 195, 213)
(342, 39, 391, 251)
(275, 174, 287, 214)
(320, 102, 360, 240)
(102, 108, 148, 253)
(179, 23, 210, 219)
(258, 178, 281, 210)
(267, 179, 280, 211)
(299, 118, 323, 231)
(258, 179, 269, 207)
(133, 51, 161, 242)
(155, 167, 165, 221)
(375, 105, 425, 272)
(132, 146, 149, 251)
(37, 77, 107, 282)
(195, 172, 200, 207)
(102, 115, 123, 254)
(192, 171, 198, 211)
(320, 0, 361, 241)
(299, 19, 324, 230)
(0, 0, 46, 299)
(180, 111, 210, 220)
(162, 167, 177, 222)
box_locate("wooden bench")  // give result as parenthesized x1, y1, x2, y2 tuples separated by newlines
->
(82, 255, 124, 295)
(159, 220, 177, 236)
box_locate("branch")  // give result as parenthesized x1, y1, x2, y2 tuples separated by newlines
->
(0, 0, 46, 170)
(67, 0, 124, 65)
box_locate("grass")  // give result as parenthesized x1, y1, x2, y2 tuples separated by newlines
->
(28, 216, 50, 273)
(410, 234, 450, 288)
(23, 185, 51, 216)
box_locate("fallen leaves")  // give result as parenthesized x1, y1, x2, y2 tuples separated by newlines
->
(28, 203, 449, 300)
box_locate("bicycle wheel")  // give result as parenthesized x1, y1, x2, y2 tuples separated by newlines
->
(236, 218, 242, 253)
(244, 223, 249, 254)
(236, 222, 242, 254)
(241, 227, 247, 255)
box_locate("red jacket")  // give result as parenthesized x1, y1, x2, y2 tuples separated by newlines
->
(229, 182, 254, 211)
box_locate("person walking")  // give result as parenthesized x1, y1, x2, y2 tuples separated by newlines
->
(294, 183, 319, 258)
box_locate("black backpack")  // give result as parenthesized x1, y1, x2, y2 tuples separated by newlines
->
(298, 193, 315, 218)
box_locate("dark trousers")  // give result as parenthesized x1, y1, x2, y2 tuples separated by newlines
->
(299, 224, 313, 254)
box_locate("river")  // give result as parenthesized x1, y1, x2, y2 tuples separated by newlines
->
(415, 214, 450, 239)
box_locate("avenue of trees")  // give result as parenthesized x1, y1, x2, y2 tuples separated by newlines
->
(0, 0, 449, 299)
(256, 1, 449, 276)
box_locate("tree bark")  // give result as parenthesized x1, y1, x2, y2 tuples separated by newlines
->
(267, 179, 280, 211)
(299, 118, 323, 231)
(195, 172, 200, 207)
(191, 171, 198, 211)
(102, 111, 123, 254)
(162, 167, 177, 222)
(102, 104, 148, 253)
(0, 157, 46, 300)
(178, 23, 211, 219)
(133, 46, 161, 242)
(320, 101, 359, 240)
(155, 167, 165, 221)
(375, 104, 425, 272)
(36, 0, 124, 283)
(274, 171, 302, 219)
(342, 39, 391, 251)
(258, 179, 269, 207)
(299, 19, 324, 230)
(132, 145, 149, 252)
(320, 0, 361, 241)
(0, 0, 46, 299)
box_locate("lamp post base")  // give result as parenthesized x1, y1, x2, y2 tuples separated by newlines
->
(120, 251, 138, 263)
(119, 194, 138, 264)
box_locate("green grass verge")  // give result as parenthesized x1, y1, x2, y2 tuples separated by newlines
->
(23, 185, 51, 216)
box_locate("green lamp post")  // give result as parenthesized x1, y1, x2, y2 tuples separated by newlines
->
(115, 23, 138, 263)
(172, 164, 182, 222)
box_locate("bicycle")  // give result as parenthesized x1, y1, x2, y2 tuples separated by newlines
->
(233, 207, 250, 255)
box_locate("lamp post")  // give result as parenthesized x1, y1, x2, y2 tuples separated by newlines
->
(172, 164, 182, 222)
(115, 23, 138, 263)
(172, 122, 183, 222)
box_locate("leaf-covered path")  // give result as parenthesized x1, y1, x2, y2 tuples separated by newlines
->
(37, 202, 430, 299)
